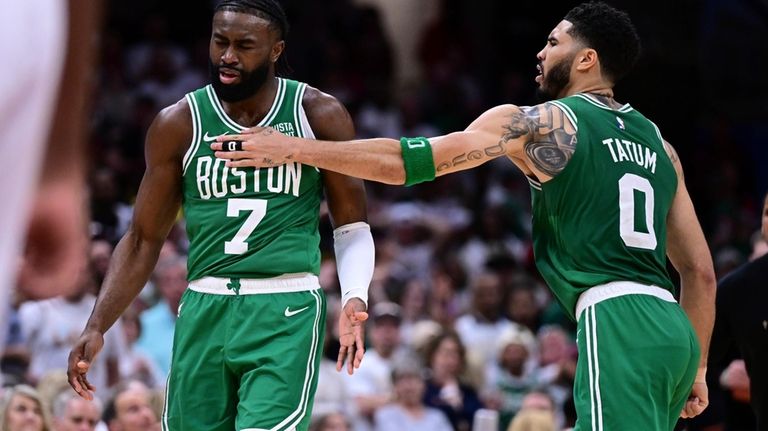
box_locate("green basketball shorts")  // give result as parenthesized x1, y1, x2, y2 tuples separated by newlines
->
(162, 275, 326, 431)
(573, 281, 700, 431)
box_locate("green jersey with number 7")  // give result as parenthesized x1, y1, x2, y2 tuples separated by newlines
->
(181, 78, 322, 281)
(531, 93, 677, 320)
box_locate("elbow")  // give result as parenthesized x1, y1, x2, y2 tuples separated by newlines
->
(696, 263, 717, 290)
(124, 224, 166, 255)
(680, 261, 717, 294)
(698, 268, 717, 300)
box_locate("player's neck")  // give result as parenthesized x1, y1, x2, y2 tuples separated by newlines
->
(563, 81, 622, 108)
(219, 75, 280, 126)
(562, 79, 612, 97)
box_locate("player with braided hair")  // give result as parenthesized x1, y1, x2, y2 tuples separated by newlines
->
(66, 1, 374, 430)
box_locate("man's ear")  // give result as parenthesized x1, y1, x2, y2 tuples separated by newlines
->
(271, 40, 285, 64)
(575, 48, 598, 72)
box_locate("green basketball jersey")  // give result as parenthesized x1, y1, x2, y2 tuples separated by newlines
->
(181, 79, 322, 281)
(531, 93, 677, 320)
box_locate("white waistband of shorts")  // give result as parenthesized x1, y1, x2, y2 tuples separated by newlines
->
(575, 281, 675, 321)
(188, 273, 320, 295)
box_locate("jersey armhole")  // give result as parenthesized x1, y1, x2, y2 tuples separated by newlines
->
(296, 84, 316, 139)
(182, 93, 202, 175)
(548, 100, 579, 132)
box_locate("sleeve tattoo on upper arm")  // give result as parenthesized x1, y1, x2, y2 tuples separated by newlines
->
(502, 104, 577, 176)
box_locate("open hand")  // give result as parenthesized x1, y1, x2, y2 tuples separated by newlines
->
(67, 330, 104, 400)
(337, 298, 368, 375)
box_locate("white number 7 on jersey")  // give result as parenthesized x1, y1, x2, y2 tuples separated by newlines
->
(224, 198, 268, 255)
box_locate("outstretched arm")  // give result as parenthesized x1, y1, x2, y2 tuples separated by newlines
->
(211, 102, 577, 185)
(664, 141, 716, 418)
(211, 105, 526, 184)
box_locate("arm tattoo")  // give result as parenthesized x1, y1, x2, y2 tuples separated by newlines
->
(664, 140, 679, 164)
(434, 103, 575, 174)
(436, 143, 508, 172)
(501, 104, 577, 177)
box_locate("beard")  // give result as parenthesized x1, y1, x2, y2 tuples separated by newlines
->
(535, 54, 575, 102)
(209, 59, 271, 103)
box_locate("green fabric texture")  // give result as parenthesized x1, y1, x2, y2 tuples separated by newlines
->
(163, 288, 327, 431)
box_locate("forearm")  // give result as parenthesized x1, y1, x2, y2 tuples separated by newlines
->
(334, 222, 374, 307)
(679, 270, 716, 368)
(292, 137, 405, 185)
(84, 229, 164, 334)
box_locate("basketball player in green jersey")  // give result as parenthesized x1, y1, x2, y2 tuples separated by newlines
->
(66, 1, 374, 430)
(212, 3, 716, 430)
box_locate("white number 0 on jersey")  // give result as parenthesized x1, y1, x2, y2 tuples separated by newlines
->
(618, 173, 657, 250)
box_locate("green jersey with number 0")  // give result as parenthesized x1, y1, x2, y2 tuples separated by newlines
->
(531, 94, 677, 320)
(181, 79, 322, 281)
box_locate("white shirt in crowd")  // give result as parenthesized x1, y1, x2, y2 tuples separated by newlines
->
(19, 294, 127, 390)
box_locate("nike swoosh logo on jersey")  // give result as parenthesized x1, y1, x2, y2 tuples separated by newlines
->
(284, 306, 310, 317)
(203, 132, 228, 142)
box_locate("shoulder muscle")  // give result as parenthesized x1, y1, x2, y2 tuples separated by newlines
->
(302, 86, 355, 141)
(145, 99, 194, 164)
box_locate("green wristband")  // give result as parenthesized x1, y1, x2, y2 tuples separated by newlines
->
(400, 137, 436, 186)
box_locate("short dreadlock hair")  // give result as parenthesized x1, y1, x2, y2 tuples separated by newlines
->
(214, 0, 291, 75)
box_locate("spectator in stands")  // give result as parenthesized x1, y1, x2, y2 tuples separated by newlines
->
(345, 302, 412, 431)
(313, 301, 352, 420)
(506, 284, 542, 333)
(19, 267, 125, 389)
(422, 330, 483, 431)
(311, 412, 351, 431)
(484, 329, 538, 429)
(102, 381, 159, 431)
(455, 272, 524, 368)
(135, 255, 186, 378)
(118, 306, 163, 389)
(535, 325, 576, 411)
(507, 410, 556, 431)
(374, 364, 452, 431)
(51, 391, 102, 431)
(0, 385, 51, 431)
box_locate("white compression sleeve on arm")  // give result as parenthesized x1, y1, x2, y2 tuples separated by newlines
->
(333, 221, 375, 308)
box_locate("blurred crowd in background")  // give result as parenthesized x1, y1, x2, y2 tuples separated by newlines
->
(2, 0, 766, 430)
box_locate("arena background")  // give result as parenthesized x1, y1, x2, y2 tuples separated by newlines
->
(99, 0, 768, 245)
(53, 0, 768, 429)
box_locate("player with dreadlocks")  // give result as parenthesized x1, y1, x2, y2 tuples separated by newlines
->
(67, 1, 374, 429)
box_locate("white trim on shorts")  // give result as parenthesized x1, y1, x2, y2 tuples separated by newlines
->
(270, 288, 322, 431)
(575, 281, 675, 322)
(188, 273, 320, 295)
(584, 305, 604, 431)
